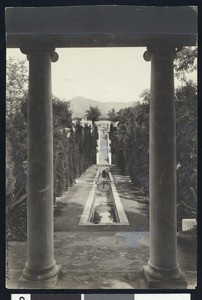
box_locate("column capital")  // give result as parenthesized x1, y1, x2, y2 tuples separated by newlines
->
(143, 45, 184, 62)
(20, 46, 59, 62)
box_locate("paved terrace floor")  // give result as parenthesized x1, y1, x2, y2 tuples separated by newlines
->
(6, 165, 197, 289)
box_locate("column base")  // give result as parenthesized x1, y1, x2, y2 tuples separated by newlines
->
(143, 265, 187, 289)
(22, 262, 60, 281)
(18, 265, 61, 288)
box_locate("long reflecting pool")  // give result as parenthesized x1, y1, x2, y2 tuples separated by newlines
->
(90, 179, 118, 224)
(79, 167, 129, 226)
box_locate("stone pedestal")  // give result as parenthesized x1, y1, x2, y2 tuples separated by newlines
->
(143, 46, 187, 288)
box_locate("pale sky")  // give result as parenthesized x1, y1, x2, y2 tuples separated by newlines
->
(7, 47, 196, 103)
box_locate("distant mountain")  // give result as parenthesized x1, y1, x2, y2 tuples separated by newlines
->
(68, 96, 134, 119)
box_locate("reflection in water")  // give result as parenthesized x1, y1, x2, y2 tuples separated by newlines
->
(90, 181, 117, 224)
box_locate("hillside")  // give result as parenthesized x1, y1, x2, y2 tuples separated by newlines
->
(68, 96, 134, 119)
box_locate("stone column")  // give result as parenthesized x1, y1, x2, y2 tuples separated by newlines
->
(143, 46, 186, 288)
(20, 47, 60, 281)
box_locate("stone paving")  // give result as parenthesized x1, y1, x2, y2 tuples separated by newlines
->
(6, 165, 197, 289)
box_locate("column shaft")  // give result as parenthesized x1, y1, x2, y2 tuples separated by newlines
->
(150, 47, 177, 271)
(143, 46, 185, 286)
(22, 49, 59, 280)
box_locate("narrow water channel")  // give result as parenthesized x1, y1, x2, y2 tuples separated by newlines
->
(99, 133, 109, 164)
(90, 177, 118, 224)
(79, 166, 129, 226)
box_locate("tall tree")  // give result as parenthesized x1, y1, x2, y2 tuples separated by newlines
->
(6, 57, 28, 118)
(107, 108, 118, 122)
(139, 89, 150, 104)
(85, 105, 101, 126)
(174, 46, 197, 84)
(6, 58, 28, 191)
(53, 97, 72, 128)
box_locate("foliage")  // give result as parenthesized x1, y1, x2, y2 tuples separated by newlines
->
(107, 108, 119, 122)
(174, 46, 197, 83)
(86, 105, 101, 125)
(6, 57, 28, 203)
(6, 58, 97, 240)
(110, 80, 197, 227)
(110, 99, 149, 193)
(6, 137, 16, 196)
(53, 121, 97, 196)
(7, 202, 27, 241)
(6, 58, 28, 240)
(53, 96, 72, 128)
(139, 89, 150, 104)
(175, 81, 197, 220)
(6, 57, 28, 118)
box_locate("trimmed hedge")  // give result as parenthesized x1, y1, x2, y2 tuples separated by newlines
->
(110, 82, 197, 228)
(6, 96, 97, 240)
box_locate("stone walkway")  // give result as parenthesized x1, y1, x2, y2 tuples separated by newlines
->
(6, 165, 196, 289)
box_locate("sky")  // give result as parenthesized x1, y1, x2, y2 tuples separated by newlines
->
(7, 47, 196, 103)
